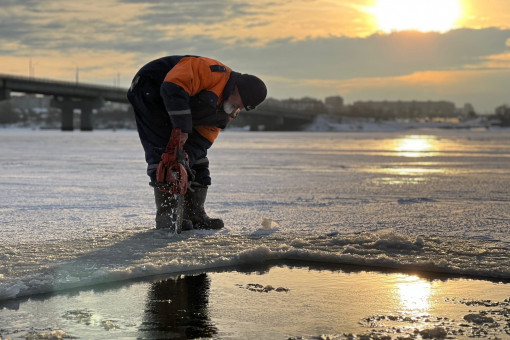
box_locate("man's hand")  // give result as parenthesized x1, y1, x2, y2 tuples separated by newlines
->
(156, 128, 191, 194)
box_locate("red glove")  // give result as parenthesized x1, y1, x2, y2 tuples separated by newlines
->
(156, 128, 190, 194)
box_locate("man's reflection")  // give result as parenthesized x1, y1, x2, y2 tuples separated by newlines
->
(139, 273, 217, 339)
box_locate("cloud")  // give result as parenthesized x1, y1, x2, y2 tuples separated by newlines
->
(344, 69, 510, 112)
(0, 0, 149, 54)
(118, 0, 250, 25)
(2, 0, 507, 70)
(225, 28, 510, 79)
(265, 68, 510, 112)
(0, 0, 509, 110)
(0, 0, 372, 57)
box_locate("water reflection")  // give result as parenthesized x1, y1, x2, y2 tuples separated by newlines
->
(371, 166, 444, 185)
(370, 135, 445, 183)
(139, 273, 217, 339)
(395, 275, 432, 314)
(384, 167, 443, 176)
(393, 135, 439, 158)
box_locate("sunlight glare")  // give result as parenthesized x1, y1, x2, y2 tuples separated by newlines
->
(396, 275, 432, 312)
(373, 0, 461, 33)
(393, 135, 438, 157)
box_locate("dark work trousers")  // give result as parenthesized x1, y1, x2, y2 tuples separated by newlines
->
(127, 75, 212, 186)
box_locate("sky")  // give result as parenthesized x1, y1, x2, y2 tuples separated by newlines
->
(0, 0, 509, 113)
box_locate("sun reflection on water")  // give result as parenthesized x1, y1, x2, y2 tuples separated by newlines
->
(393, 135, 439, 158)
(369, 135, 445, 184)
(385, 167, 443, 176)
(395, 275, 432, 314)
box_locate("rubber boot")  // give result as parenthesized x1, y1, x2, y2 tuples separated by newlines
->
(154, 188, 183, 233)
(183, 185, 224, 230)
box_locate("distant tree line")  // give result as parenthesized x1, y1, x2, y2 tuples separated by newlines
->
(1, 94, 509, 128)
(492, 105, 510, 126)
(263, 96, 467, 121)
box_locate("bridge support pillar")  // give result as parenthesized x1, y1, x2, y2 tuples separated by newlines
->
(51, 97, 104, 131)
(80, 102, 94, 131)
(79, 98, 103, 131)
(0, 87, 10, 101)
(52, 98, 75, 131)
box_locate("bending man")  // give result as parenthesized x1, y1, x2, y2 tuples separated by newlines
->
(127, 55, 267, 230)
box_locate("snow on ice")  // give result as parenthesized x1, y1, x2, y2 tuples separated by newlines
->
(0, 128, 509, 300)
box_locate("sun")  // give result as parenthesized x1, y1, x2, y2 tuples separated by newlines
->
(373, 0, 461, 33)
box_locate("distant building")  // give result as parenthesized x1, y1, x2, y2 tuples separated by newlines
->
(261, 97, 326, 114)
(460, 103, 477, 120)
(351, 100, 457, 119)
(494, 105, 510, 126)
(462, 103, 475, 115)
(495, 104, 510, 115)
(10, 94, 51, 113)
(324, 96, 344, 114)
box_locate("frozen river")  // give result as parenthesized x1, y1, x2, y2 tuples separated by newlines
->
(1, 128, 509, 339)
(0, 129, 509, 298)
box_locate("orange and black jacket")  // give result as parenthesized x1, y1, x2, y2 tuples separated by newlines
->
(136, 55, 239, 144)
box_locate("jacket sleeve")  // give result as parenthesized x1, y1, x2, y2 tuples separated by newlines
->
(160, 57, 231, 133)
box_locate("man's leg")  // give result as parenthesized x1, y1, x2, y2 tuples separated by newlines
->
(128, 76, 182, 231)
(182, 133, 223, 230)
(183, 178, 224, 230)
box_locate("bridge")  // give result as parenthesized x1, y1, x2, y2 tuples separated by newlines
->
(0, 74, 318, 131)
(0, 74, 128, 130)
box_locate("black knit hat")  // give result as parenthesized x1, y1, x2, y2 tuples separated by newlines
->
(236, 74, 267, 111)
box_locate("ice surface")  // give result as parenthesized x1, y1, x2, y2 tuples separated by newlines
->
(0, 129, 509, 300)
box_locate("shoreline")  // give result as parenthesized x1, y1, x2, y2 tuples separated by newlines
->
(2, 230, 509, 302)
(1, 115, 509, 133)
